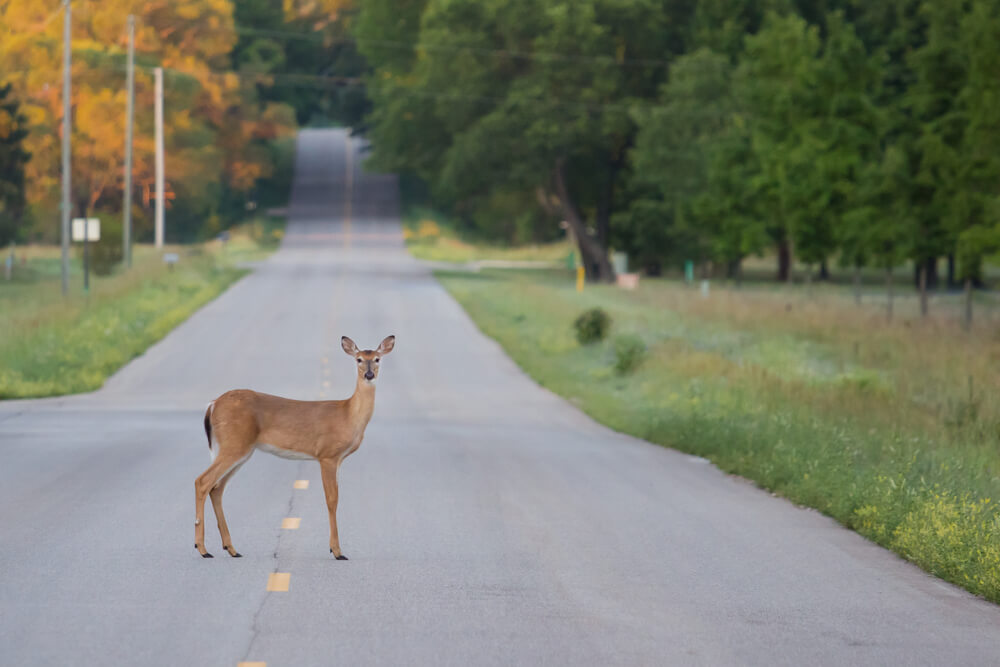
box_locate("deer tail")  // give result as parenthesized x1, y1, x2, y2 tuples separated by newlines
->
(204, 402, 214, 450)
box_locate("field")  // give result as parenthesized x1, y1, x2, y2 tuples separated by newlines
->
(0, 218, 283, 399)
(435, 266, 1000, 603)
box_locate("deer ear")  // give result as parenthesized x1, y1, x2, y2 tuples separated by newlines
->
(376, 335, 396, 355)
(341, 336, 360, 356)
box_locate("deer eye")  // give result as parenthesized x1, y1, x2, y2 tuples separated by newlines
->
(356, 358, 362, 363)
(375, 358, 380, 363)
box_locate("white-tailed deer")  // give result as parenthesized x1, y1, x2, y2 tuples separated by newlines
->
(195, 335, 395, 560)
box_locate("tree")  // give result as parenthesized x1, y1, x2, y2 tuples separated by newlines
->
(0, 81, 29, 247)
(0, 0, 297, 242)
(806, 12, 882, 281)
(628, 48, 743, 272)
(358, 0, 697, 281)
(734, 12, 822, 281)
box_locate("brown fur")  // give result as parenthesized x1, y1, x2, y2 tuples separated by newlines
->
(194, 335, 395, 559)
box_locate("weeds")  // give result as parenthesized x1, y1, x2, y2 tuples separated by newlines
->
(613, 334, 646, 374)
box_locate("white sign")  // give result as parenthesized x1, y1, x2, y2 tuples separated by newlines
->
(72, 218, 100, 242)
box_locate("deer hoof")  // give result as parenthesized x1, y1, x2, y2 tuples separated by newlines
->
(201, 552, 214, 558)
(336, 555, 348, 560)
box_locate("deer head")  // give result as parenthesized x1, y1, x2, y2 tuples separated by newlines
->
(341, 335, 395, 383)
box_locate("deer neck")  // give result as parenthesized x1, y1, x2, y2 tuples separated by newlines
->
(347, 378, 376, 424)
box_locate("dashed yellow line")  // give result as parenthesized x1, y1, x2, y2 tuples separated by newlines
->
(282, 517, 301, 529)
(293, 479, 309, 489)
(267, 572, 290, 592)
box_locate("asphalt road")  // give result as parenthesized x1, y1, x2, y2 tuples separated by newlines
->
(3, 128, 1000, 666)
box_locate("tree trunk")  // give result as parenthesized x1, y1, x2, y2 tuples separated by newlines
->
(853, 265, 862, 305)
(886, 266, 893, 322)
(553, 159, 614, 283)
(964, 277, 973, 330)
(919, 263, 928, 318)
(727, 258, 742, 286)
(595, 161, 617, 249)
(819, 259, 829, 281)
(777, 238, 791, 282)
(927, 257, 938, 289)
(947, 253, 956, 288)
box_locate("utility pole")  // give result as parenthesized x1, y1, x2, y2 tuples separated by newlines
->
(60, 0, 71, 295)
(154, 66, 164, 248)
(123, 15, 135, 267)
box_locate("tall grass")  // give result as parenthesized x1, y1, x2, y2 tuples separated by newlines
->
(436, 268, 1000, 603)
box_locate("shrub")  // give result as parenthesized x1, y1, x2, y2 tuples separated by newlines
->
(574, 308, 611, 344)
(613, 334, 647, 374)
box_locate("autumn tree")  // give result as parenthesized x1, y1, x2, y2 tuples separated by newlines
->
(0, 81, 30, 246)
(0, 0, 297, 242)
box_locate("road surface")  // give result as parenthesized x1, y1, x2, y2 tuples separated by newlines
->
(2, 129, 1000, 666)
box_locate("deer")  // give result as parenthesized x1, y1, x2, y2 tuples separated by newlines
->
(194, 335, 395, 560)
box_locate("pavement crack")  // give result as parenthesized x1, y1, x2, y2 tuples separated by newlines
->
(240, 462, 306, 663)
(0, 409, 27, 425)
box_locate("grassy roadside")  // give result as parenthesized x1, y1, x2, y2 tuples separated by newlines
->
(403, 210, 571, 264)
(435, 268, 1000, 604)
(0, 218, 284, 399)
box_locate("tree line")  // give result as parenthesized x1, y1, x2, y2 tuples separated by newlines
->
(355, 0, 1000, 303)
(0, 0, 360, 248)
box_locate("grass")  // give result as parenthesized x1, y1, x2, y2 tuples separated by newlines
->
(402, 210, 571, 264)
(0, 218, 284, 399)
(435, 267, 1000, 604)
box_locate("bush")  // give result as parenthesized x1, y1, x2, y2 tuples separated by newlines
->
(613, 334, 647, 374)
(574, 308, 611, 344)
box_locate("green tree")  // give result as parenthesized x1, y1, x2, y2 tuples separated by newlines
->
(358, 0, 697, 281)
(627, 48, 742, 272)
(734, 12, 821, 281)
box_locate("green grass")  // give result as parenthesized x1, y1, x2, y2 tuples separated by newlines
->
(402, 210, 571, 264)
(0, 218, 284, 399)
(435, 268, 1000, 604)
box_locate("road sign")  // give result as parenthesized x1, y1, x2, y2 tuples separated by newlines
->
(71, 218, 100, 242)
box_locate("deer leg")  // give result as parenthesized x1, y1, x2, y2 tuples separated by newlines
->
(210, 465, 245, 558)
(320, 458, 347, 560)
(194, 453, 245, 558)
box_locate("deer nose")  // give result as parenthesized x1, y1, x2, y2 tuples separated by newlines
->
(365, 370, 375, 380)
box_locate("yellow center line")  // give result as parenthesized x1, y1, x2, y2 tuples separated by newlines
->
(238, 663, 266, 667)
(344, 134, 353, 247)
(293, 479, 309, 490)
(282, 517, 301, 529)
(267, 572, 290, 592)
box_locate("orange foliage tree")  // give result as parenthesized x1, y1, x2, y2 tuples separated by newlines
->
(0, 0, 295, 241)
